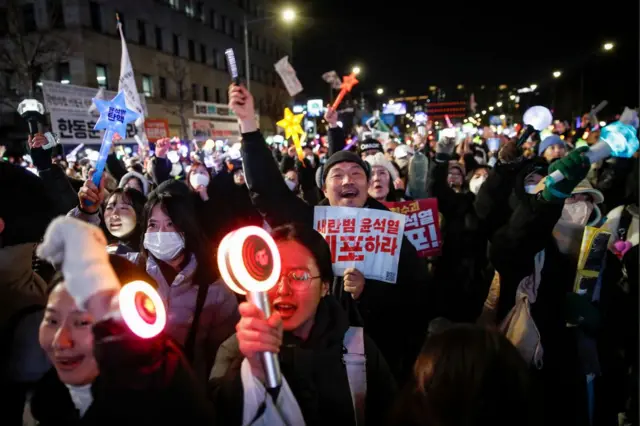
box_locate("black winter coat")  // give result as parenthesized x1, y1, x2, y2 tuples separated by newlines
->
(208, 296, 397, 426)
(240, 130, 429, 382)
(30, 320, 214, 426)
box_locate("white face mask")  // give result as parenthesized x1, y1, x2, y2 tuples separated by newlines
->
(189, 173, 210, 189)
(143, 232, 185, 261)
(524, 184, 538, 194)
(560, 201, 593, 226)
(469, 176, 487, 194)
(306, 154, 315, 166)
(285, 178, 297, 191)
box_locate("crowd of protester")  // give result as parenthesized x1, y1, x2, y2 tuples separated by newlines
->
(0, 84, 638, 426)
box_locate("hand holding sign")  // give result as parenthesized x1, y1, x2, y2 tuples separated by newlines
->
(89, 91, 139, 204)
(344, 267, 365, 300)
(78, 171, 106, 214)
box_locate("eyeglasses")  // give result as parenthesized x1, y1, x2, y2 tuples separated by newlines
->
(277, 268, 321, 291)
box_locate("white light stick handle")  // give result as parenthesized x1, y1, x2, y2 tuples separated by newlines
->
(250, 291, 282, 389)
(548, 141, 611, 183)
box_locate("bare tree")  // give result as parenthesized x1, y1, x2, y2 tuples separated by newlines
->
(154, 56, 191, 139)
(0, 0, 72, 107)
(263, 87, 289, 132)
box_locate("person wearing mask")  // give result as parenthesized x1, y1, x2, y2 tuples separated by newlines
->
(390, 325, 536, 426)
(384, 141, 398, 162)
(468, 166, 490, 196)
(489, 146, 609, 425)
(71, 177, 146, 255)
(427, 138, 493, 323)
(210, 224, 397, 425)
(364, 152, 404, 202)
(284, 169, 299, 192)
(538, 134, 567, 164)
(31, 217, 214, 425)
(229, 84, 428, 382)
(186, 162, 212, 202)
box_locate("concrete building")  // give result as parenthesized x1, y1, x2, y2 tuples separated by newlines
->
(1, 0, 291, 142)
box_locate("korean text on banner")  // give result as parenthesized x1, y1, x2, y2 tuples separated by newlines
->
(383, 199, 442, 257)
(42, 81, 147, 145)
(274, 56, 303, 97)
(313, 206, 405, 284)
(144, 119, 170, 142)
(188, 119, 241, 141)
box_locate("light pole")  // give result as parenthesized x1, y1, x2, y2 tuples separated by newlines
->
(244, 8, 296, 91)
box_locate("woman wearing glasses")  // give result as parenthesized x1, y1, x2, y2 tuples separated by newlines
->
(209, 223, 397, 425)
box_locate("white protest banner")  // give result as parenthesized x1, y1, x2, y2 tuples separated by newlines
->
(117, 17, 145, 127)
(188, 119, 241, 141)
(313, 206, 405, 283)
(274, 56, 303, 97)
(322, 70, 342, 90)
(193, 101, 237, 119)
(42, 81, 147, 145)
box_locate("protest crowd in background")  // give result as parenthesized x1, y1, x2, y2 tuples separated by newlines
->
(1, 27, 639, 426)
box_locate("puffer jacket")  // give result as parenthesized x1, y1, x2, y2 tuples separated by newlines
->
(124, 252, 239, 385)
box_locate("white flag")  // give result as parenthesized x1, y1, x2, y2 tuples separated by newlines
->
(88, 87, 104, 114)
(322, 70, 342, 90)
(117, 19, 145, 128)
(274, 56, 303, 97)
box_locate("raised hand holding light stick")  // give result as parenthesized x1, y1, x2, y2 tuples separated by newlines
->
(88, 92, 139, 205)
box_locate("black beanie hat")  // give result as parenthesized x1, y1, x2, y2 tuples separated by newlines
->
(357, 138, 383, 155)
(321, 151, 370, 183)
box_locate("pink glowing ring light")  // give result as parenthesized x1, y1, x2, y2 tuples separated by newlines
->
(217, 226, 282, 295)
(119, 280, 167, 339)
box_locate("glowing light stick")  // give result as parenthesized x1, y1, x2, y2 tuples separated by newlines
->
(17, 99, 45, 135)
(88, 91, 139, 204)
(277, 108, 306, 162)
(218, 226, 282, 390)
(444, 114, 453, 128)
(119, 280, 167, 339)
(516, 106, 553, 147)
(331, 72, 359, 110)
(548, 120, 639, 183)
(224, 48, 241, 86)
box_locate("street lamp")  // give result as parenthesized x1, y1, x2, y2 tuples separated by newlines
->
(282, 8, 296, 22)
(352, 66, 361, 75)
(552, 70, 562, 78)
(376, 88, 384, 95)
(244, 7, 296, 91)
(603, 42, 614, 51)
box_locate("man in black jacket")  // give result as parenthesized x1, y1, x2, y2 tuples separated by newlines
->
(228, 85, 429, 382)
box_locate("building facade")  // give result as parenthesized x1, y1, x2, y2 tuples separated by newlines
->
(1, 0, 291, 141)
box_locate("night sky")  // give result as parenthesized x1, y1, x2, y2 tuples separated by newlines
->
(287, 0, 639, 115)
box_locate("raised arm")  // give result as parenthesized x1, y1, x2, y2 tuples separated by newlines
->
(229, 85, 314, 227)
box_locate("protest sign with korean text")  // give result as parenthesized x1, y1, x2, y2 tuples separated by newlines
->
(313, 206, 405, 284)
(143, 119, 170, 142)
(42, 81, 147, 145)
(383, 199, 442, 257)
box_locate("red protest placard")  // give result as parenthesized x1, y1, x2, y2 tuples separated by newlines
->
(144, 119, 170, 142)
(383, 199, 442, 257)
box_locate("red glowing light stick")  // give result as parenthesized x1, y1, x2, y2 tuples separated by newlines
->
(331, 73, 359, 110)
(217, 226, 282, 389)
(119, 280, 167, 339)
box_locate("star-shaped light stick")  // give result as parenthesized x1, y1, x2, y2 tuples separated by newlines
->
(331, 72, 359, 110)
(277, 108, 306, 163)
(89, 91, 139, 197)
